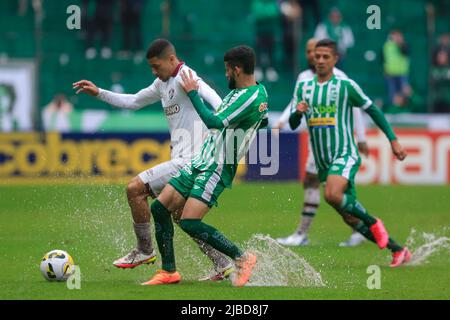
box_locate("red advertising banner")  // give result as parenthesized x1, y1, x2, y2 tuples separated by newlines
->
(299, 129, 450, 185)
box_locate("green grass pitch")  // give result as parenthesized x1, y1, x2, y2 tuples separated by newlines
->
(0, 183, 449, 300)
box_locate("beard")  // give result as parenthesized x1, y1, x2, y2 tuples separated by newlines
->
(228, 76, 236, 89)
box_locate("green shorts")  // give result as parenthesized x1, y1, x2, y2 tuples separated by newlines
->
(168, 163, 226, 208)
(318, 156, 361, 197)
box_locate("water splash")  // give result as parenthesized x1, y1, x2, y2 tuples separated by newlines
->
(240, 234, 325, 287)
(405, 228, 450, 266)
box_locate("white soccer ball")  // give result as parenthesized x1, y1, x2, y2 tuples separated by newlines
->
(40, 250, 75, 282)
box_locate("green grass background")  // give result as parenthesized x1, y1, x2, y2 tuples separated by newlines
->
(0, 183, 449, 300)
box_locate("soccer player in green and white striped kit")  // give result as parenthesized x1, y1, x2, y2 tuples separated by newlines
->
(289, 39, 411, 267)
(142, 46, 268, 286)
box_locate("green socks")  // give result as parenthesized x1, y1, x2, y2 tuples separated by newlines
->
(150, 200, 175, 272)
(179, 219, 243, 260)
(355, 222, 403, 252)
(340, 194, 377, 226)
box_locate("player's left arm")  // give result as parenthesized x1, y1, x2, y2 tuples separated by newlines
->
(288, 82, 308, 130)
(348, 80, 407, 160)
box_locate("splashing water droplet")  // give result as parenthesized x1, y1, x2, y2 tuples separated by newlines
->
(241, 234, 325, 287)
(405, 227, 450, 266)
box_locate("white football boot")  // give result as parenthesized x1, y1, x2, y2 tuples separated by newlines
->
(113, 248, 157, 269)
(339, 232, 367, 247)
(276, 233, 309, 246)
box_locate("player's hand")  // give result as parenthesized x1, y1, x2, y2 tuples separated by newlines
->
(180, 70, 199, 93)
(296, 101, 309, 114)
(357, 141, 369, 157)
(391, 140, 407, 161)
(72, 80, 99, 96)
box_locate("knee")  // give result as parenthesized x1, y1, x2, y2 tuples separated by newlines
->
(324, 189, 343, 207)
(126, 177, 145, 200)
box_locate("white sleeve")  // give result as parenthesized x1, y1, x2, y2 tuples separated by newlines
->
(343, 27, 355, 49)
(353, 107, 367, 142)
(277, 102, 293, 125)
(197, 80, 222, 111)
(97, 80, 161, 110)
(314, 23, 328, 40)
(276, 74, 303, 126)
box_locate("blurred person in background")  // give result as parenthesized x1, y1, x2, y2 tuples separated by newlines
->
(278, 0, 301, 75)
(382, 29, 412, 111)
(298, 0, 320, 33)
(83, 0, 117, 60)
(0, 83, 17, 132)
(42, 94, 73, 132)
(119, 0, 145, 59)
(314, 7, 354, 70)
(431, 33, 450, 113)
(252, 0, 280, 82)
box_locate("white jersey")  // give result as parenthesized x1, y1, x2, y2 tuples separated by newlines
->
(276, 67, 366, 142)
(97, 63, 222, 160)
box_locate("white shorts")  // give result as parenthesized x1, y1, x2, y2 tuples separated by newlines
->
(305, 140, 318, 175)
(138, 158, 189, 197)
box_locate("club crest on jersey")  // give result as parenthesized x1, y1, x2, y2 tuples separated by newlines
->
(168, 88, 175, 100)
(164, 104, 180, 116)
(329, 87, 338, 102)
(259, 102, 268, 112)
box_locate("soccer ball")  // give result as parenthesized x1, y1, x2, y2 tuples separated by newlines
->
(40, 249, 74, 282)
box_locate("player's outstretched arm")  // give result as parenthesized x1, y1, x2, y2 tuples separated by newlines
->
(364, 104, 407, 161)
(73, 80, 99, 96)
(180, 70, 224, 129)
(73, 79, 160, 110)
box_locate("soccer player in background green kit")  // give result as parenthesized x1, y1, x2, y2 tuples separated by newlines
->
(142, 46, 269, 286)
(289, 39, 412, 267)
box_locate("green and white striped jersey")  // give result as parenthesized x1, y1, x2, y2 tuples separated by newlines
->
(192, 83, 268, 187)
(293, 74, 372, 170)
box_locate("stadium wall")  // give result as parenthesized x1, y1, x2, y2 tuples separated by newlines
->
(0, 130, 449, 185)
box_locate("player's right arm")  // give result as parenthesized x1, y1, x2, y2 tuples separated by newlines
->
(288, 81, 307, 130)
(72, 79, 161, 110)
(274, 73, 303, 129)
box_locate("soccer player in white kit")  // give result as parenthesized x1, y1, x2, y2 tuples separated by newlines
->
(274, 38, 368, 247)
(73, 39, 234, 280)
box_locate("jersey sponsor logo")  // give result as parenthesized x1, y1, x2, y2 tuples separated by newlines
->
(312, 104, 337, 115)
(164, 104, 180, 116)
(308, 117, 336, 129)
(259, 102, 268, 112)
